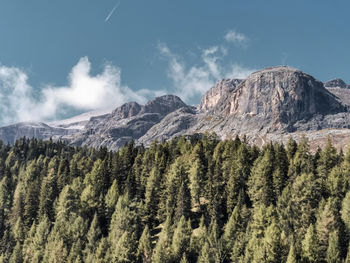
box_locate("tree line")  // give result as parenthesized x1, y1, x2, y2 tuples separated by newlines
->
(0, 134, 349, 262)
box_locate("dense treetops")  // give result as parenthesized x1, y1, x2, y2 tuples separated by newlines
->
(0, 134, 349, 262)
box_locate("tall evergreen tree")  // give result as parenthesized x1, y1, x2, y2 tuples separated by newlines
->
(302, 224, 320, 263)
(137, 225, 152, 263)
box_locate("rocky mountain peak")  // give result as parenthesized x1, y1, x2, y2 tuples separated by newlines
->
(140, 95, 187, 116)
(324, 78, 348, 89)
(222, 66, 346, 123)
(112, 101, 142, 119)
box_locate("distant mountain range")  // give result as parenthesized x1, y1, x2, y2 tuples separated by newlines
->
(2, 66, 350, 150)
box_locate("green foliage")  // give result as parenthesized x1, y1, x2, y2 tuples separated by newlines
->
(286, 243, 297, 263)
(326, 230, 341, 263)
(302, 224, 320, 263)
(342, 191, 350, 232)
(137, 225, 152, 263)
(0, 136, 349, 262)
(248, 146, 275, 207)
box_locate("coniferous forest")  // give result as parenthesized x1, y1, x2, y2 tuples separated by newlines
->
(0, 134, 350, 262)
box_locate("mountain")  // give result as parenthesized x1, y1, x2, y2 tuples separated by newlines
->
(1, 66, 350, 150)
(325, 78, 349, 89)
(325, 78, 350, 107)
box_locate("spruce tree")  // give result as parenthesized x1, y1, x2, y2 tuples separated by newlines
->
(286, 243, 297, 263)
(171, 216, 191, 262)
(137, 225, 152, 263)
(302, 224, 320, 263)
(326, 230, 341, 263)
(248, 147, 275, 207)
(342, 191, 350, 232)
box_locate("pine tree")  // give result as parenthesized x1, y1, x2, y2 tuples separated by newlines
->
(272, 143, 289, 198)
(197, 241, 211, 263)
(94, 237, 109, 263)
(108, 194, 140, 248)
(284, 172, 322, 240)
(0, 175, 11, 236)
(165, 158, 191, 222)
(345, 243, 350, 263)
(152, 218, 172, 263)
(289, 135, 313, 177)
(143, 167, 161, 228)
(23, 178, 40, 226)
(342, 191, 350, 232)
(226, 144, 251, 215)
(136, 225, 152, 263)
(222, 203, 247, 258)
(316, 199, 338, 259)
(180, 253, 189, 263)
(9, 241, 23, 263)
(31, 216, 51, 262)
(189, 216, 207, 261)
(317, 137, 339, 182)
(111, 231, 135, 263)
(326, 230, 341, 263)
(84, 213, 101, 260)
(262, 221, 282, 262)
(175, 178, 191, 221)
(38, 163, 57, 221)
(286, 243, 297, 263)
(248, 147, 275, 207)
(105, 179, 119, 221)
(286, 137, 297, 161)
(171, 216, 191, 262)
(302, 224, 320, 263)
(189, 147, 206, 208)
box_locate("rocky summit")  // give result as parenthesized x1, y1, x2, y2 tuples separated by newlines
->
(1, 66, 350, 150)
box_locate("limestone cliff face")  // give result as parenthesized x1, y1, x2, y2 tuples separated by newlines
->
(200, 79, 242, 112)
(220, 66, 345, 124)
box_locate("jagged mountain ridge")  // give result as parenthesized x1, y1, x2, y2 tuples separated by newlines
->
(1, 66, 350, 150)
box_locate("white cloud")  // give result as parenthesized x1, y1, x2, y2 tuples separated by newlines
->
(158, 43, 254, 102)
(0, 57, 161, 125)
(224, 30, 247, 45)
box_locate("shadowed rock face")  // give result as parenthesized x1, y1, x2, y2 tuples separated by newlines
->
(324, 78, 348, 89)
(216, 66, 346, 123)
(0, 66, 350, 150)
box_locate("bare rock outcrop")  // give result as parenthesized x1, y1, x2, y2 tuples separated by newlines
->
(219, 66, 345, 124)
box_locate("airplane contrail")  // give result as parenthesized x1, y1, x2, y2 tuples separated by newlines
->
(105, 1, 121, 22)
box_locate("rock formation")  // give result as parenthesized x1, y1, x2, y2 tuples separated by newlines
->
(1, 66, 350, 150)
(324, 78, 348, 89)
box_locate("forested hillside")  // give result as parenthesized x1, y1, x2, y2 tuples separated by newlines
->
(0, 134, 349, 262)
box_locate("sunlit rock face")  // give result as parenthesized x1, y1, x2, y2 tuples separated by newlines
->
(216, 66, 345, 122)
(200, 79, 243, 113)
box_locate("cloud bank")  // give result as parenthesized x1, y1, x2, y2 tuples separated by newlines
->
(0, 29, 253, 125)
(0, 57, 156, 125)
(158, 42, 254, 102)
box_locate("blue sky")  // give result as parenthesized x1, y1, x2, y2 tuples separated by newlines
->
(0, 0, 349, 124)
